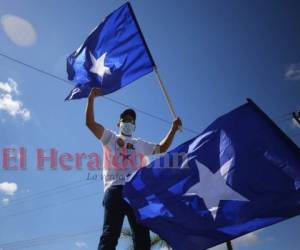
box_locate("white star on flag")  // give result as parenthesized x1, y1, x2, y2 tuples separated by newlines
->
(183, 158, 249, 220)
(89, 52, 111, 78)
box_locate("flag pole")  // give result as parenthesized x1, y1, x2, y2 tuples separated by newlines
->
(127, 2, 180, 122)
(154, 67, 178, 119)
(226, 241, 233, 250)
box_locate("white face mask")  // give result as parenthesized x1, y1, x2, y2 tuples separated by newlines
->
(119, 122, 135, 136)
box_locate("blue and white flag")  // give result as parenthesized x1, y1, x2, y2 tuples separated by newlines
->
(65, 2, 155, 100)
(123, 99, 300, 250)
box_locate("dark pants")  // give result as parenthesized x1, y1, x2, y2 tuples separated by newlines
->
(98, 185, 150, 250)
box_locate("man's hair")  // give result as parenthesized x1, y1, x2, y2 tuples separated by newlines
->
(120, 109, 136, 121)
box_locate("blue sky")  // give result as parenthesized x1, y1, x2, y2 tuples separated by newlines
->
(0, 0, 299, 249)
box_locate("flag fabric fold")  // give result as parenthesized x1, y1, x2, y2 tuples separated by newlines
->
(65, 2, 155, 100)
(123, 99, 300, 250)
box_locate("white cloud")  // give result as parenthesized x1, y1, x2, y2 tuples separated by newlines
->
(0, 79, 31, 121)
(0, 93, 30, 120)
(2, 198, 10, 206)
(0, 182, 18, 196)
(1, 15, 37, 47)
(285, 63, 300, 80)
(0, 79, 19, 94)
(75, 241, 88, 249)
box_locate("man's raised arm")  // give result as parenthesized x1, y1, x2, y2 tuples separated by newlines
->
(85, 88, 104, 139)
(155, 117, 182, 154)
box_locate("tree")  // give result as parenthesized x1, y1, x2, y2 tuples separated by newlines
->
(121, 227, 172, 250)
(122, 228, 233, 250)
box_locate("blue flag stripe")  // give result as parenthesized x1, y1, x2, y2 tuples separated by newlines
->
(123, 99, 300, 250)
(247, 98, 300, 156)
(126, 2, 156, 67)
(65, 2, 155, 100)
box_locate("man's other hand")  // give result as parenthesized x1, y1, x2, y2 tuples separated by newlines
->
(172, 117, 182, 132)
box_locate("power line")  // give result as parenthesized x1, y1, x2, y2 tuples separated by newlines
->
(0, 227, 99, 250)
(2, 179, 85, 204)
(0, 179, 100, 222)
(0, 179, 95, 209)
(1, 191, 100, 221)
(0, 52, 299, 137)
(0, 51, 200, 135)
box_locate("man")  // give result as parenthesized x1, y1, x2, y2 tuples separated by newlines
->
(85, 87, 182, 250)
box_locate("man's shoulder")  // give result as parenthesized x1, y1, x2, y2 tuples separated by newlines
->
(105, 128, 118, 136)
(101, 128, 118, 145)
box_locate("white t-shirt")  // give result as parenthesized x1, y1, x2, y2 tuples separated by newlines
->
(100, 128, 157, 191)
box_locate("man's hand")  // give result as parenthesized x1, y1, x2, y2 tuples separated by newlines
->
(172, 117, 182, 132)
(155, 117, 183, 154)
(88, 87, 102, 99)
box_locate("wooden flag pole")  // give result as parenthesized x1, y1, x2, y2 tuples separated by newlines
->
(128, 2, 180, 126)
(226, 241, 233, 250)
(154, 67, 178, 120)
